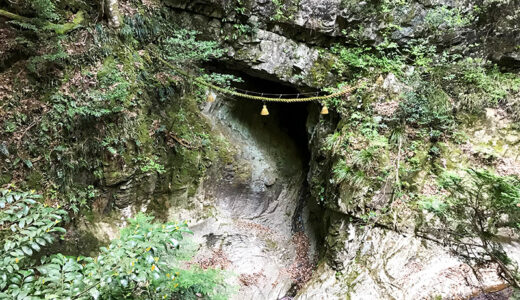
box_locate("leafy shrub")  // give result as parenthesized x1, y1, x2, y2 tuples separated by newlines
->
(163, 29, 225, 65)
(432, 58, 520, 114)
(0, 189, 67, 293)
(418, 195, 447, 214)
(0, 190, 231, 299)
(139, 156, 166, 174)
(332, 159, 367, 189)
(330, 113, 389, 190)
(46, 56, 135, 128)
(395, 85, 454, 137)
(332, 159, 351, 184)
(379, 0, 407, 13)
(424, 6, 472, 31)
(9, 0, 59, 21)
(331, 45, 405, 77)
(26, 39, 68, 74)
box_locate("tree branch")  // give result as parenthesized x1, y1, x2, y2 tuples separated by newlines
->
(0, 9, 30, 22)
(0, 9, 84, 34)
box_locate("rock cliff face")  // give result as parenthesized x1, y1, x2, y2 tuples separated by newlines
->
(164, 0, 520, 81)
(156, 0, 520, 298)
(3, 0, 518, 298)
(177, 99, 318, 299)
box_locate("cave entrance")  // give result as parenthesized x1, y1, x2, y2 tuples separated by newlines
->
(205, 65, 321, 235)
(207, 66, 315, 167)
(202, 67, 321, 297)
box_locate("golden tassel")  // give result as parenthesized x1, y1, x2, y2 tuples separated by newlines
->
(260, 104, 269, 116)
(376, 75, 384, 86)
(207, 91, 216, 103)
(320, 105, 329, 115)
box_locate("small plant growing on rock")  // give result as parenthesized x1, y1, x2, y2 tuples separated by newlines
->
(421, 169, 520, 287)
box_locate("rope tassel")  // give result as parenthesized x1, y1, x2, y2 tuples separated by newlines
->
(260, 104, 269, 116)
(207, 91, 216, 103)
(321, 104, 329, 115)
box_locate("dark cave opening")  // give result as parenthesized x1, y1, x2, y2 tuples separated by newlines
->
(205, 64, 315, 165)
(204, 65, 325, 276)
(200, 64, 331, 297)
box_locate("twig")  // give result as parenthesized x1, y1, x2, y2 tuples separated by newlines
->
(16, 115, 44, 146)
(169, 133, 196, 149)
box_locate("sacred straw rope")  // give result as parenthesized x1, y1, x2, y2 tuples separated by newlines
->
(148, 47, 357, 103)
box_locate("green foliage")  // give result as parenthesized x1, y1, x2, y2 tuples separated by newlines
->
(360, 210, 379, 222)
(452, 130, 469, 144)
(16, 0, 59, 21)
(332, 159, 367, 189)
(0, 191, 231, 299)
(1, 11, 229, 299)
(195, 73, 243, 104)
(395, 84, 454, 139)
(139, 156, 166, 174)
(512, 289, 520, 300)
(424, 6, 472, 31)
(406, 39, 438, 71)
(432, 58, 520, 115)
(0, 189, 67, 292)
(460, 59, 520, 102)
(3, 3, 82, 70)
(232, 24, 255, 38)
(271, 0, 285, 21)
(269, 0, 300, 21)
(426, 169, 520, 285)
(379, 0, 406, 13)
(121, 11, 182, 44)
(163, 29, 225, 65)
(330, 113, 389, 191)
(438, 169, 520, 224)
(44, 56, 135, 135)
(418, 195, 447, 214)
(200, 73, 243, 88)
(11, 16, 74, 75)
(332, 159, 351, 184)
(3, 14, 229, 210)
(234, 0, 247, 14)
(27, 43, 68, 74)
(331, 45, 405, 77)
(323, 131, 346, 152)
(121, 13, 163, 43)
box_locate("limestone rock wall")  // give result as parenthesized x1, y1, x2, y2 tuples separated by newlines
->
(158, 1, 520, 298)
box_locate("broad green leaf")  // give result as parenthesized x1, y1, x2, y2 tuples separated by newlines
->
(89, 288, 100, 299)
(35, 238, 46, 246)
(30, 242, 41, 252)
(22, 246, 33, 256)
(4, 241, 12, 251)
(51, 227, 66, 233)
